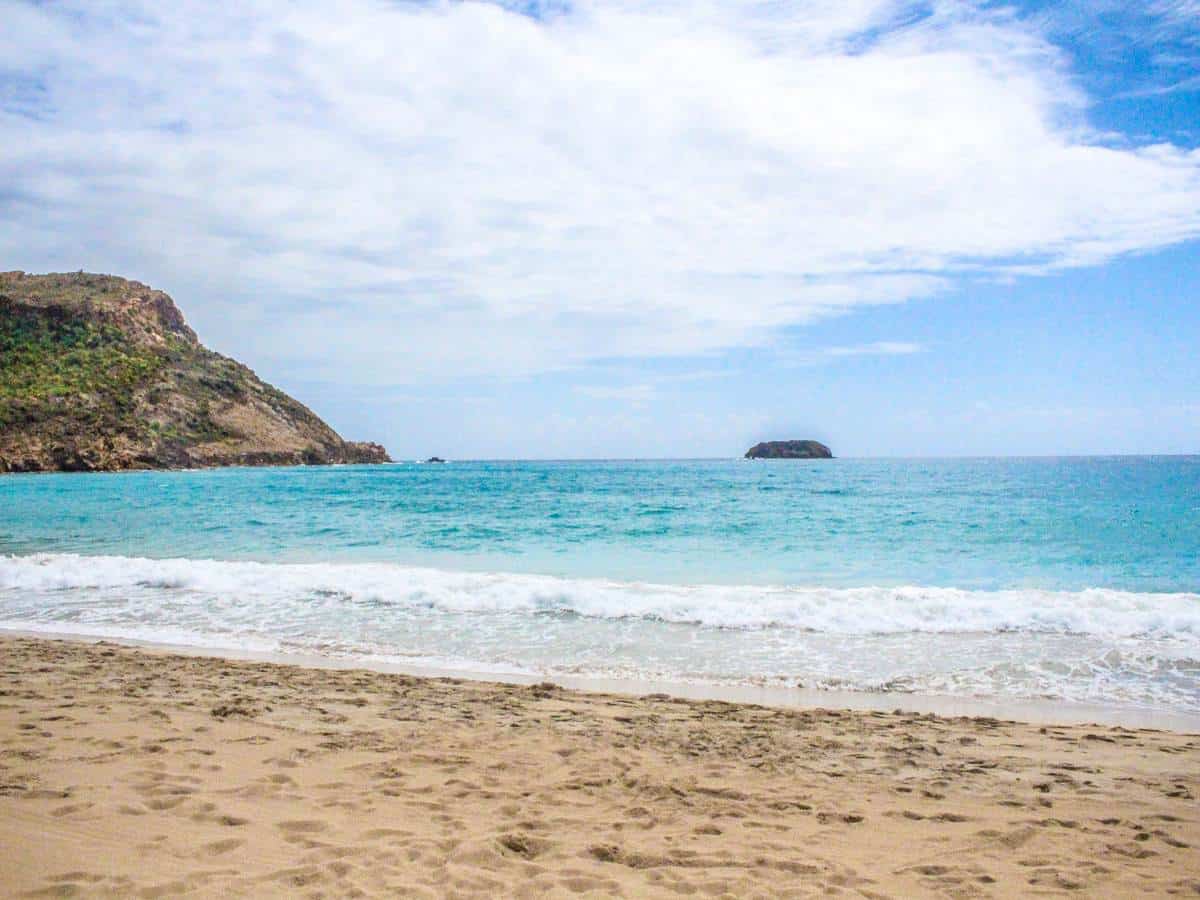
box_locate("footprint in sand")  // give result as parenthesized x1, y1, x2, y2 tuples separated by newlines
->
(264, 865, 326, 889)
(276, 819, 328, 834)
(50, 803, 93, 818)
(497, 832, 553, 859)
(201, 838, 244, 856)
(145, 796, 188, 811)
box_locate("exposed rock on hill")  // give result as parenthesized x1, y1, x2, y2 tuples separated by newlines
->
(744, 440, 833, 459)
(0, 271, 391, 472)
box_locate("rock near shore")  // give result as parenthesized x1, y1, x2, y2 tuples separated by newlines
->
(0, 271, 391, 472)
(744, 440, 833, 459)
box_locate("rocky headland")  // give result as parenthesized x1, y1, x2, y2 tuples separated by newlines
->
(0, 271, 391, 472)
(744, 440, 833, 459)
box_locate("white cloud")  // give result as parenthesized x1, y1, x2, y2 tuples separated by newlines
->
(573, 383, 656, 405)
(1, 0, 1198, 383)
(823, 341, 924, 357)
(1151, 0, 1200, 26)
(765, 338, 924, 367)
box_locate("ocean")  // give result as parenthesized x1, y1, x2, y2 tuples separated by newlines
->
(2, 457, 1198, 715)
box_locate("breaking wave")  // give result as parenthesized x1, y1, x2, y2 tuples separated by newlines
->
(3, 553, 1197, 639)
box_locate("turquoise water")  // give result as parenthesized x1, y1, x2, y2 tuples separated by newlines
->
(2, 458, 1198, 712)
(4, 457, 1199, 588)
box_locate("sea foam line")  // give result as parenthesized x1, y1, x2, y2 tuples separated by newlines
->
(1, 553, 1198, 639)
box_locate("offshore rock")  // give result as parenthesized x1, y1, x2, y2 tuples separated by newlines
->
(0, 271, 392, 472)
(744, 440, 833, 459)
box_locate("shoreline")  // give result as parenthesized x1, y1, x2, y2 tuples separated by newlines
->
(5, 626, 1199, 733)
(2, 633, 1198, 897)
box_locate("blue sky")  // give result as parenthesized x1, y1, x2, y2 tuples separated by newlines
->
(2, 0, 1198, 457)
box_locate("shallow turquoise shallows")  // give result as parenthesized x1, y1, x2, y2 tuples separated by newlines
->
(2, 457, 1198, 713)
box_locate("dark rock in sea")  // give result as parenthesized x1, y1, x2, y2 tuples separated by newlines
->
(744, 440, 833, 460)
(426, 456, 446, 464)
(0, 271, 393, 472)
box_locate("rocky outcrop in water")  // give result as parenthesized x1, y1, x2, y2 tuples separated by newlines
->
(0, 271, 391, 472)
(744, 440, 833, 459)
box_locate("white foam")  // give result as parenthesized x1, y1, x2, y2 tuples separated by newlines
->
(2, 553, 1197, 638)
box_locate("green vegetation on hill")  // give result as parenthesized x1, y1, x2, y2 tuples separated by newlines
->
(0, 306, 162, 415)
(0, 304, 232, 446)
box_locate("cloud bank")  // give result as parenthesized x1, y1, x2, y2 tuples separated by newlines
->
(2, 0, 1199, 381)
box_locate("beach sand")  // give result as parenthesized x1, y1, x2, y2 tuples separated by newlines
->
(1, 636, 1197, 898)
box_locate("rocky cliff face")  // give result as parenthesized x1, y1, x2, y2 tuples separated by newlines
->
(744, 440, 833, 459)
(0, 272, 391, 472)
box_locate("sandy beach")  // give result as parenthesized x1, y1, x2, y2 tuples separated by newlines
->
(2, 636, 1198, 898)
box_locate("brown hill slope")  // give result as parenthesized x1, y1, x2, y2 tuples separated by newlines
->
(0, 272, 390, 472)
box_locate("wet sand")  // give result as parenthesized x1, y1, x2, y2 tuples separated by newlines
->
(2, 635, 1198, 898)
(10, 626, 1197, 732)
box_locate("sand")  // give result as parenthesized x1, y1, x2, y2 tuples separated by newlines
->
(1, 636, 1197, 898)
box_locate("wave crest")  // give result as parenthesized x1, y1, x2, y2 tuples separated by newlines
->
(2, 553, 1197, 639)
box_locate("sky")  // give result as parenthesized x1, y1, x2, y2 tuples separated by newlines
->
(1, 0, 1198, 458)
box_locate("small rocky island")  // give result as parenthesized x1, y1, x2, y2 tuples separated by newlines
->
(0, 271, 391, 472)
(744, 440, 833, 459)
